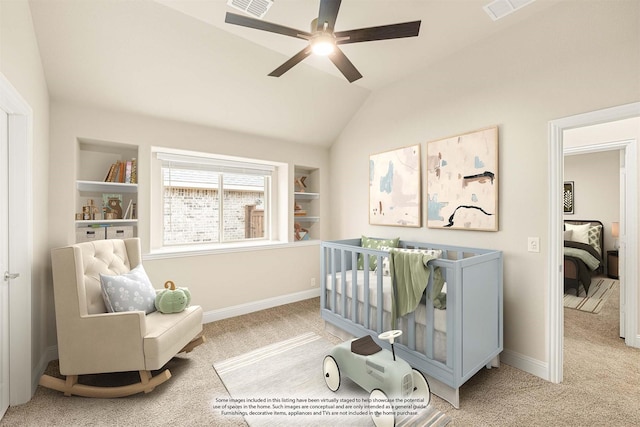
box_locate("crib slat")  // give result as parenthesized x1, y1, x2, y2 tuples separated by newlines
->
(331, 248, 337, 314)
(407, 311, 416, 350)
(340, 249, 347, 317)
(447, 265, 458, 370)
(364, 253, 370, 330)
(320, 245, 326, 310)
(424, 264, 435, 360)
(376, 256, 383, 333)
(351, 251, 358, 323)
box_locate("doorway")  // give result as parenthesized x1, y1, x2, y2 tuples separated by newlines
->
(547, 102, 640, 383)
(563, 146, 624, 333)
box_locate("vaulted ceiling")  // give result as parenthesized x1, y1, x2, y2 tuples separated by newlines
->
(28, 0, 560, 147)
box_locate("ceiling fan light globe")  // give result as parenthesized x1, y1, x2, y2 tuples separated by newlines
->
(311, 32, 336, 56)
(311, 40, 335, 56)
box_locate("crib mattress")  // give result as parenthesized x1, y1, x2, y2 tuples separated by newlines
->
(325, 270, 446, 334)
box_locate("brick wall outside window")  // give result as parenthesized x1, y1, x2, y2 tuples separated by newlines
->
(164, 186, 264, 245)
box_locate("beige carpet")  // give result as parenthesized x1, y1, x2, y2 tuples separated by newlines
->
(563, 277, 617, 313)
(1, 291, 639, 426)
(214, 332, 450, 426)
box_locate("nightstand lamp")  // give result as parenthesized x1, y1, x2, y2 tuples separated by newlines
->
(612, 221, 619, 249)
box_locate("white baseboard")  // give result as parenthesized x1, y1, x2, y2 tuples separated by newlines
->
(500, 348, 549, 381)
(32, 345, 58, 395)
(202, 288, 321, 324)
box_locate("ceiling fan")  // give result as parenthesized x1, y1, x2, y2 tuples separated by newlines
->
(224, 0, 421, 83)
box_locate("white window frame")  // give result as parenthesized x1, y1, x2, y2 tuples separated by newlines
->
(150, 147, 288, 256)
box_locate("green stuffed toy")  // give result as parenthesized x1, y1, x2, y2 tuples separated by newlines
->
(155, 280, 191, 314)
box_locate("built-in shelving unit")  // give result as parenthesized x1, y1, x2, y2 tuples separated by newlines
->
(76, 140, 139, 242)
(293, 166, 320, 241)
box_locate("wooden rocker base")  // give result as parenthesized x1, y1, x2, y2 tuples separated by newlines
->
(180, 335, 205, 353)
(39, 369, 172, 398)
(39, 336, 206, 398)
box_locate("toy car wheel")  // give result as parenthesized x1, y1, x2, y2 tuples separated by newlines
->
(411, 368, 431, 407)
(369, 388, 395, 427)
(323, 355, 340, 392)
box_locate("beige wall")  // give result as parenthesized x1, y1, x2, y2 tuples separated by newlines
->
(329, 1, 639, 367)
(0, 0, 51, 395)
(48, 102, 328, 338)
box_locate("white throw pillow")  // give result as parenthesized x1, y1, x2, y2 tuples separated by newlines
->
(563, 229, 573, 240)
(100, 264, 157, 314)
(564, 222, 590, 245)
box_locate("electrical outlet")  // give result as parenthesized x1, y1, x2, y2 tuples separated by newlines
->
(528, 237, 540, 253)
(310, 278, 316, 288)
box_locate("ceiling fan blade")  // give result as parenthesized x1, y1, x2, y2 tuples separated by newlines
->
(328, 47, 362, 83)
(317, 0, 342, 32)
(225, 12, 311, 40)
(268, 47, 312, 77)
(335, 21, 421, 44)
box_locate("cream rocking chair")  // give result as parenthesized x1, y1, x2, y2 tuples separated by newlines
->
(40, 238, 205, 398)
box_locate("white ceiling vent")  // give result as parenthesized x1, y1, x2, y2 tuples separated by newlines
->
(227, 0, 274, 19)
(483, 0, 535, 21)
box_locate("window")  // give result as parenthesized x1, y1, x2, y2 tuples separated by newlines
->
(156, 150, 276, 247)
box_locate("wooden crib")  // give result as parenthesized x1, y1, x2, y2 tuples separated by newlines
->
(320, 238, 503, 408)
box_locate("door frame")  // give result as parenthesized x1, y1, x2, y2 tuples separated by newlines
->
(547, 102, 640, 383)
(0, 73, 33, 405)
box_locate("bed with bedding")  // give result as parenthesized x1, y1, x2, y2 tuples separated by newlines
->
(320, 237, 503, 408)
(564, 220, 604, 296)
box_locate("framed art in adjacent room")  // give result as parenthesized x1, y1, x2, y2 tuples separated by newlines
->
(563, 181, 574, 214)
(426, 126, 499, 231)
(369, 144, 421, 227)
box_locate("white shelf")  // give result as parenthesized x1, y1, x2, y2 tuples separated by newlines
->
(76, 219, 138, 226)
(77, 180, 138, 193)
(294, 192, 319, 200)
(294, 216, 319, 223)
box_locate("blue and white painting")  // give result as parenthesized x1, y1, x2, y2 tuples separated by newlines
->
(426, 126, 498, 231)
(369, 144, 421, 227)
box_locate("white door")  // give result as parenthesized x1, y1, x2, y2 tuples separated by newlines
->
(0, 110, 9, 417)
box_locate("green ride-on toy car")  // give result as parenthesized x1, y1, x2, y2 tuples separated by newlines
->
(323, 330, 431, 427)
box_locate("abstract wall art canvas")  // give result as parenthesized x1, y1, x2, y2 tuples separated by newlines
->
(369, 144, 421, 227)
(427, 126, 499, 231)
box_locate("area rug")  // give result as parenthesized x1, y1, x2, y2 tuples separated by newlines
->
(213, 332, 451, 427)
(564, 278, 617, 314)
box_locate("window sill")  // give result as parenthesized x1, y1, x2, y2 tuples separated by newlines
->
(144, 239, 319, 260)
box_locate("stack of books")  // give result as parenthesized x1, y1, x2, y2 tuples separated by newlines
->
(104, 158, 137, 184)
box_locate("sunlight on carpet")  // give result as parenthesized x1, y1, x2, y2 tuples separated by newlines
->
(213, 332, 451, 427)
(564, 278, 617, 314)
